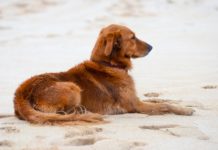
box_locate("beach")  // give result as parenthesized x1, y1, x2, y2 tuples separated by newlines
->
(0, 0, 218, 149)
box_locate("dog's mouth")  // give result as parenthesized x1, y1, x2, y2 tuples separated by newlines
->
(131, 55, 140, 58)
(124, 54, 144, 59)
(124, 50, 151, 59)
(132, 52, 149, 58)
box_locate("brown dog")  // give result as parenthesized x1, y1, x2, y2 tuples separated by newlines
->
(14, 24, 194, 125)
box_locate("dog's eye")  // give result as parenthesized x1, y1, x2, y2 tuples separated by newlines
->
(130, 35, 135, 39)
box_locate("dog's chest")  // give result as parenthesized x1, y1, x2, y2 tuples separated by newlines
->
(102, 75, 135, 100)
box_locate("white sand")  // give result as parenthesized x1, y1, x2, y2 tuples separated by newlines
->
(0, 0, 218, 149)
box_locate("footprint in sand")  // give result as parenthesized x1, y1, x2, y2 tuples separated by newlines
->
(64, 127, 146, 147)
(94, 139, 146, 150)
(0, 115, 14, 119)
(65, 136, 105, 146)
(65, 127, 103, 138)
(0, 126, 20, 134)
(65, 128, 104, 146)
(144, 92, 161, 98)
(143, 98, 169, 103)
(139, 124, 209, 140)
(0, 140, 14, 147)
(202, 85, 217, 89)
(53, 127, 105, 146)
(139, 124, 179, 130)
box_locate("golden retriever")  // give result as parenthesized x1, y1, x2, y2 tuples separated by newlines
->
(14, 24, 194, 125)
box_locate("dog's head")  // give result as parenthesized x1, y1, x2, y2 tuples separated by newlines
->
(91, 24, 152, 70)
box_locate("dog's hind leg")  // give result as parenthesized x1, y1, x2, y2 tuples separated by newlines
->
(27, 81, 104, 124)
(33, 82, 82, 114)
(134, 100, 194, 116)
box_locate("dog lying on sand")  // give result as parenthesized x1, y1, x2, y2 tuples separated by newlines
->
(14, 24, 194, 125)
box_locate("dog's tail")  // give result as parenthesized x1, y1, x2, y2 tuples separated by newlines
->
(14, 77, 104, 125)
(14, 93, 104, 125)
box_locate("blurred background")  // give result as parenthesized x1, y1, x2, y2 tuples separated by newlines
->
(0, 0, 218, 114)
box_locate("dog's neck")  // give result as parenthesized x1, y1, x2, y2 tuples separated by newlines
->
(91, 60, 128, 72)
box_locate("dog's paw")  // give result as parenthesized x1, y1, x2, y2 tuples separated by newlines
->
(169, 105, 195, 116)
(181, 107, 195, 116)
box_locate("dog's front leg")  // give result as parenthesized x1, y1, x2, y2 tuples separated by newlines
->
(134, 100, 194, 116)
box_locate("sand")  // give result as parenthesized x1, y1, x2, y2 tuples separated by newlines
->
(0, 0, 218, 149)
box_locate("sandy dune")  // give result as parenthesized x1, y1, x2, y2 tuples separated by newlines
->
(0, 0, 218, 149)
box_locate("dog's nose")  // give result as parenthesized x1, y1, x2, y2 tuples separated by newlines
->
(147, 44, 153, 51)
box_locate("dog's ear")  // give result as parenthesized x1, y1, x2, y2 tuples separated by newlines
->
(104, 32, 121, 56)
(104, 33, 114, 56)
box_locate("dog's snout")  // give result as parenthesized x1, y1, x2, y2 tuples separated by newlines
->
(147, 44, 153, 51)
